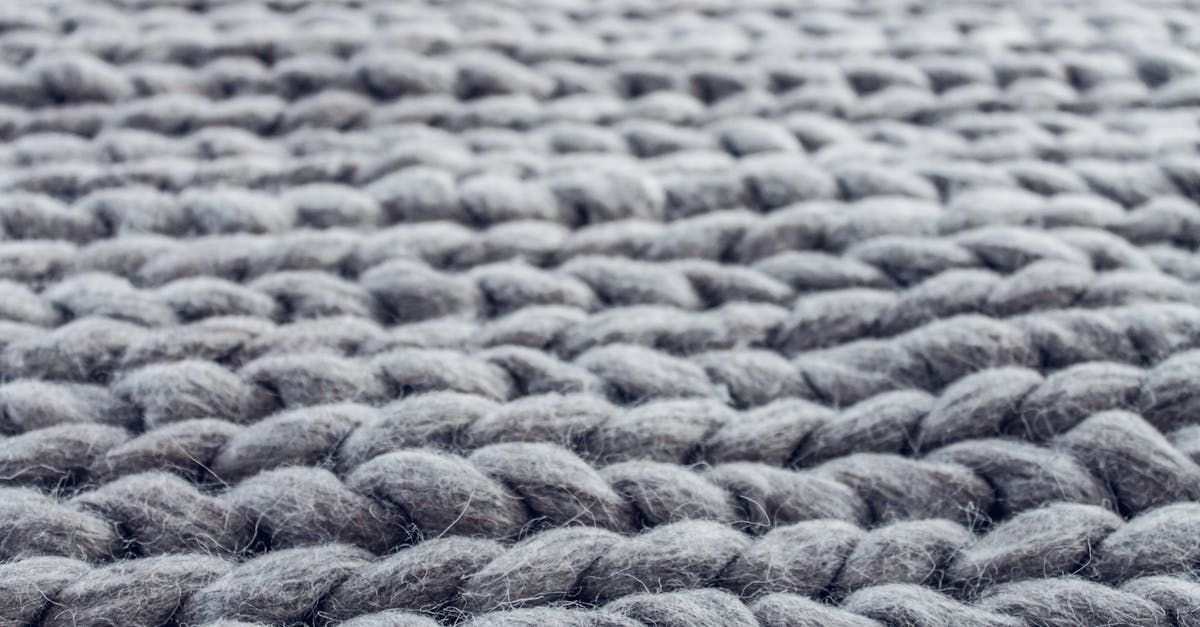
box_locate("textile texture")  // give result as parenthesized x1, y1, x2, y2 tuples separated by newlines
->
(4, 0, 1200, 625)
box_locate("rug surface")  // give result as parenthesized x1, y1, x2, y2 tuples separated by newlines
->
(4, 0, 1200, 625)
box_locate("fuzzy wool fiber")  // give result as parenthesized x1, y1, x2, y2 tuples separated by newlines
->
(4, 0, 1200, 626)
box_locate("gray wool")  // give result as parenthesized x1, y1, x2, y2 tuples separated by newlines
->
(695, 348, 811, 409)
(6, 1, 1200, 625)
(899, 315, 1039, 389)
(155, 276, 280, 321)
(750, 594, 882, 627)
(841, 584, 1022, 627)
(464, 393, 613, 451)
(1137, 350, 1200, 431)
(372, 348, 516, 401)
(1016, 309, 1141, 369)
(927, 439, 1112, 519)
(472, 262, 596, 316)
(321, 537, 503, 622)
(179, 544, 371, 625)
(772, 289, 894, 354)
(282, 184, 381, 230)
(361, 259, 481, 324)
(584, 399, 734, 464)
(581, 520, 751, 603)
(1054, 410, 1200, 514)
(793, 339, 924, 406)
(118, 317, 271, 371)
(91, 418, 238, 483)
(874, 270, 999, 336)
(947, 503, 1122, 595)
(338, 611, 442, 627)
(240, 351, 390, 409)
(459, 527, 620, 614)
(1121, 576, 1200, 627)
(837, 519, 972, 593)
(480, 345, 605, 397)
(0, 379, 136, 434)
(42, 554, 230, 627)
(1168, 424, 1200, 465)
(241, 317, 381, 362)
(0, 423, 128, 488)
(755, 254, 888, 299)
(0, 556, 91, 625)
(700, 399, 831, 466)
(0, 488, 119, 561)
(705, 462, 870, 528)
(474, 306, 586, 351)
(815, 453, 993, 526)
(975, 578, 1169, 626)
(1092, 502, 1200, 582)
(248, 271, 376, 321)
(214, 403, 374, 481)
(345, 449, 527, 541)
(605, 589, 758, 627)
(113, 359, 270, 429)
(70, 471, 251, 557)
(1, 317, 144, 382)
(42, 272, 176, 327)
(468, 442, 637, 532)
(224, 466, 402, 553)
(676, 259, 795, 308)
(0, 280, 59, 327)
(576, 344, 720, 405)
(1010, 362, 1144, 440)
(722, 519, 864, 597)
(600, 460, 740, 527)
(463, 607, 641, 627)
(792, 390, 932, 465)
(336, 393, 495, 469)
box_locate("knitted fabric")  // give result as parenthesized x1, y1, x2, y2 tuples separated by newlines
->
(3, 0, 1200, 625)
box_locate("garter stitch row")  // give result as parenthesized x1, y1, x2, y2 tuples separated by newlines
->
(5, 0, 1200, 626)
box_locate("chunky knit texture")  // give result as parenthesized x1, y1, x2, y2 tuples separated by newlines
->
(5, 0, 1200, 625)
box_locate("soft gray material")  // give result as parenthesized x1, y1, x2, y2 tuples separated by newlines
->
(3, 0, 1200, 625)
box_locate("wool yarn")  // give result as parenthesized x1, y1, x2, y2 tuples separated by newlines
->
(4, 0, 1200, 625)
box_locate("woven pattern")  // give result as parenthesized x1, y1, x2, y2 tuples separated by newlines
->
(4, 0, 1200, 625)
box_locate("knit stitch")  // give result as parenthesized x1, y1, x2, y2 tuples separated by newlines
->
(3, 0, 1200, 625)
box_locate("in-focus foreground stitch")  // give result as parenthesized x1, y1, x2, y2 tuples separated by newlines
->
(3, 0, 1200, 625)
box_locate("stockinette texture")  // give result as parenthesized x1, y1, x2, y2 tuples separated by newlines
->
(4, 0, 1200, 625)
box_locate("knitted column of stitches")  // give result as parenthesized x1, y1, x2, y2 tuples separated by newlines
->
(4, 0, 1200, 626)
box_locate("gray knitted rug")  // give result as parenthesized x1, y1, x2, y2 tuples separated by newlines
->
(6, 0, 1200, 625)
